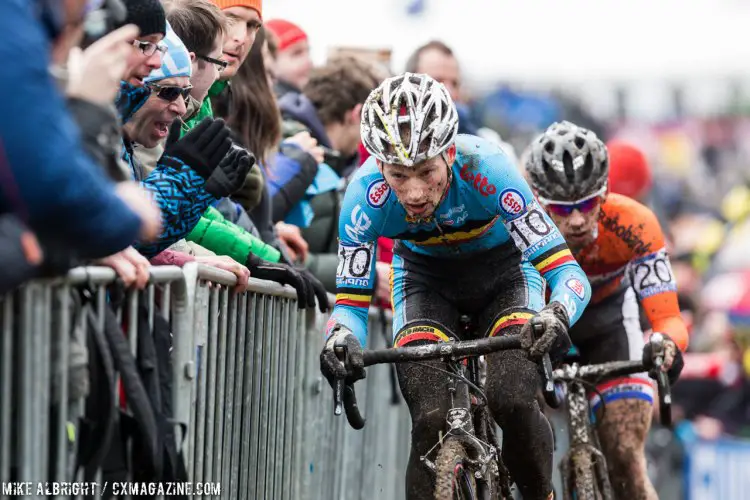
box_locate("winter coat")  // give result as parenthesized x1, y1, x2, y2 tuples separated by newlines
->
(0, 1, 141, 258)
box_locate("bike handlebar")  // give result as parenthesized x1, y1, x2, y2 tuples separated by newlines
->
(550, 334, 673, 428)
(362, 334, 522, 366)
(333, 334, 523, 430)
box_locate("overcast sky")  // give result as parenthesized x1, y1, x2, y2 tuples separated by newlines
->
(265, 0, 750, 83)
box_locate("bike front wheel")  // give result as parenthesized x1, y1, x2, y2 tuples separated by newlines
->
(434, 438, 477, 500)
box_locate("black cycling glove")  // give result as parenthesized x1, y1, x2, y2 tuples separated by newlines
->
(205, 146, 256, 198)
(297, 267, 330, 313)
(642, 333, 684, 384)
(320, 325, 365, 389)
(521, 302, 572, 363)
(162, 118, 232, 178)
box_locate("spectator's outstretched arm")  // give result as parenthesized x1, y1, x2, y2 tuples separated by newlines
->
(187, 206, 281, 263)
(0, 1, 141, 257)
(134, 158, 217, 257)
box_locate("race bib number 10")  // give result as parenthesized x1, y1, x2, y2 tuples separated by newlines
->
(336, 242, 375, 289)
(504, 203, 556, 256)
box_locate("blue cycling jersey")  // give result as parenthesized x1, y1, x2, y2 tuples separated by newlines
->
(327, 135, 591, 345)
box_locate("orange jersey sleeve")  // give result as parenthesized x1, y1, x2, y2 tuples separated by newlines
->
(605, 195, 689, 350)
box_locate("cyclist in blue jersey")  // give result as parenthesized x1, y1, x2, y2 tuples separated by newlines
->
(320, 73, 592, 500)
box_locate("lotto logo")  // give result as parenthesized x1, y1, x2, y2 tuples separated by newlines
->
(566, 278, 586, 300)
(499, 188, 526, 216)
(366, 179, 390, 208)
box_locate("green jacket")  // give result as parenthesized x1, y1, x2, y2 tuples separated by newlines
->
(187, 206, 280, 263)
(181, 80, 278, 263)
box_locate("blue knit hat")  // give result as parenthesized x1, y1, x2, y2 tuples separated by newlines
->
(145, 21, 192, 82)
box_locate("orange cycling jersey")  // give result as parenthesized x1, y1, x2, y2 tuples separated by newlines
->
(573, 193, 689, 351)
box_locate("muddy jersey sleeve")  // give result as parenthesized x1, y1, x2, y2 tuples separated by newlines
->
(325, 170, 385, 346)
(625, 206, 689, 350)
(477, 145, 592, 326)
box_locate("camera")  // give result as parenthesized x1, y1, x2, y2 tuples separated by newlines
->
(81, 0, 128, 48)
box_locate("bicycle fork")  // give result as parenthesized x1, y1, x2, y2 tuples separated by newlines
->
(560, 381, 613, 500)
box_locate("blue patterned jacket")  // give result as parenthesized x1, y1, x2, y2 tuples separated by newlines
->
(116, 82, 217, 257)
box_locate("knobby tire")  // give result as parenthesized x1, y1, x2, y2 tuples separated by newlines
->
(434, 438, 477, 500)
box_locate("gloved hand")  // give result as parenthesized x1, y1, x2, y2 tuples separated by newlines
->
(298, 267, 330, 313)
(320, 324, 365, 389)
(246, 253, 311, 309)
(232, 162, 264, 212)
(520, 302, 571, 362)
(204, 145, 256, 198)
(642, 333, 684, 384)
(161, 118, 232, 178)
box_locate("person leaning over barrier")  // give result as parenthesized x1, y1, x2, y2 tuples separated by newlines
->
(118, 21, 249, 261)
(149, 0, 327, 310)
(55, 16, 172, 289)
(0, 0, 161, 263)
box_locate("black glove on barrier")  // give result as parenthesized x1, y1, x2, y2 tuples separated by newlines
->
(297, 267, 330, 313)
(204, 145, 256, 198)
(642, 333, 684, 384)
(521, 301, 572, 363)
(246, 253, 311, 309)
(161, 118, 232, 178)
(320, 325, 365, 389)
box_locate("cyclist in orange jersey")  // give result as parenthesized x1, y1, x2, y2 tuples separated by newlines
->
(524, 121, 687, 500)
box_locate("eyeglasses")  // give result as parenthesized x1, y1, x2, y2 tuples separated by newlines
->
(196, 54, 229, 72)
(147, 82, 193, 103)
(538, 186, 606, 217)
(132, 39, 168, 57)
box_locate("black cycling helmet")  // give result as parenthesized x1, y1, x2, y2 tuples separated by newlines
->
(524, 121, 609, 202)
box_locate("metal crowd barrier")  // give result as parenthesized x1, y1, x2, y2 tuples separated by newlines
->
(174, 264, 411, 500)
(0, 266, 187, 500)
(0, 265, 411, 500)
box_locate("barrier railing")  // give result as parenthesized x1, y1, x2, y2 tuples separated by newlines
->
(0, 265, 411, 500)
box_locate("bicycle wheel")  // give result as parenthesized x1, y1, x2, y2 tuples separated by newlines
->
(434, 438, 477, 500)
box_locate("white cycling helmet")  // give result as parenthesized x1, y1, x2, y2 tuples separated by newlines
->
(360, 72, 459, 167)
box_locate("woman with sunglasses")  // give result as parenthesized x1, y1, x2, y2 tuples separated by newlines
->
(524, 120, 689, 500)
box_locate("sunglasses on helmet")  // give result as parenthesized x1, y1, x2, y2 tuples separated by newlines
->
(538, 187, 606, 217)
(147, 82, 193, 103)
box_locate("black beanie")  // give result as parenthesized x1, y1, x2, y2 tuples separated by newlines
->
(122, 0, 166, 37)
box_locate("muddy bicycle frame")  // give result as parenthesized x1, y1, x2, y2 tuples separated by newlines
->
(550, 334, 672, 500)
(332, 318, 566, 499)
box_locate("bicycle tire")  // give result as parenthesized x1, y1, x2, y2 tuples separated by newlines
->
(434, 438, 477, 500)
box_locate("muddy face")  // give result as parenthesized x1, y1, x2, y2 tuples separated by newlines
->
(379, 153, 453, 218)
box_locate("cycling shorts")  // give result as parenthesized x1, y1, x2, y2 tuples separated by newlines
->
(390, 241, 545, 345)
(568, 286, 654, 411)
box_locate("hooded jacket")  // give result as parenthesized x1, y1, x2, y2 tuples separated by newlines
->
(116, 82, 217, 257)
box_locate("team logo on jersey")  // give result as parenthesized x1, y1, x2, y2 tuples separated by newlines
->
(366, 179, 391, 208)
(565, 278, 586, 300)
(460, 163, 497, 196)
(499, 188, 526, 217)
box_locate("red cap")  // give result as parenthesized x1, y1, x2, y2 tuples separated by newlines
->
(265, 19, 308, 52)
(606, 141, 652, 200)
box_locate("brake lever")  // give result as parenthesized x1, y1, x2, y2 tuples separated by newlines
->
(647, 333, 673, 427)
(332, 340, 348, 417)
(531, 319, 561, 407)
